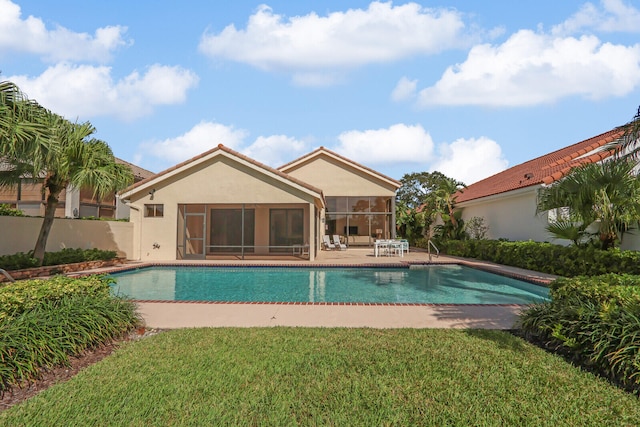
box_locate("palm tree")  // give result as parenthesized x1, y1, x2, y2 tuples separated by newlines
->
(614, 105, 640, 158)
(1, 83, 133, 265)
(395, 202, 425, 244)
(0, 81, 51, 160)
(537, 157, 640, 250)
(433, 177, 466, 229)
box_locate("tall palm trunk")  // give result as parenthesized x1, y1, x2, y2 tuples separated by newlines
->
(33, 187, 63, 266)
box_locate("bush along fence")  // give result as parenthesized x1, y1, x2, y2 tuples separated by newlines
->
(0, 248, 120, 281)
(415, 239, 640, 277)
(517, 274, 640, 395)
(0, 275, 141, 392)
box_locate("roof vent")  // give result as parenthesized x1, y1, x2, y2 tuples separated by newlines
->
(524, 173, 534, 180)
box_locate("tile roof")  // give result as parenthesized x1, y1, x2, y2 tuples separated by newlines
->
(120, 144, 325, 198)
(1, 157, 153, 181)
(455, 128, 624, 204)
(114, 157, 155, 182)
(278, 146, 402, 188)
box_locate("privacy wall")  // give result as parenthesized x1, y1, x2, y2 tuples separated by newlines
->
(0, 217, 133, 258)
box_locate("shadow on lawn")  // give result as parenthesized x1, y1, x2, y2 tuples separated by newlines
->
(463, 328, 532, 353)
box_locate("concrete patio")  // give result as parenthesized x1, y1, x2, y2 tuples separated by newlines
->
(97, 248, 556, 330)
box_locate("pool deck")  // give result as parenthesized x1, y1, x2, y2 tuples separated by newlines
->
(89, 248, 557, 330)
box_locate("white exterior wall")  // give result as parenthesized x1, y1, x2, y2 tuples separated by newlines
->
(459, 186, 640, 250)
(0, 216, 133, 258)
(458, 187, 559, 243)
(64, 186, 80, 218)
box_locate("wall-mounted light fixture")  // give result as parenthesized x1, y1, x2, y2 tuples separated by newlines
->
(149, 189, 156, 200)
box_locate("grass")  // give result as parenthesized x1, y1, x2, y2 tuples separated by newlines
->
(1, 328, 638, 426)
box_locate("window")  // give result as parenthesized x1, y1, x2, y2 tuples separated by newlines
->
(547, 207, 570, 223)
(145, 204, 164, 217)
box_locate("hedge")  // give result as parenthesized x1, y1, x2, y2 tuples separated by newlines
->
(416, 239, 640, 277)
(0, 248, 118, 271)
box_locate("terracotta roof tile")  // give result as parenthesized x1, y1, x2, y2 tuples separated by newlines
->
(114, 157, 154, 182)
(456, 128, 624, 204)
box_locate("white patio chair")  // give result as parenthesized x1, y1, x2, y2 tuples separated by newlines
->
(323, 235, 336, 250)
(332, 235, 347, 250)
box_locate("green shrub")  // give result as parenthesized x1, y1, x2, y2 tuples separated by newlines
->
(42, 247, 116, 266)
(518, 274, 640, 394)
(79, 216, 129, 222)
(0, 292, 139, 392)
(0, 275, 114, 321)
(437, 239, 640, 277)
(0, 252, 38, 271)
(0, 248, 118, 271)
(0, 204, 24, 216)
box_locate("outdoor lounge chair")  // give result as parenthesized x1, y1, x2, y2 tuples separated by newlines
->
(332, 235, 347, 250)
(323, 235, 336, 250)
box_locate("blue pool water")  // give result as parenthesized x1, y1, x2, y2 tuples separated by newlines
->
(109, 265, 549, 305)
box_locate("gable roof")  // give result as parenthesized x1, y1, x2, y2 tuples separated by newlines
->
(278, 146, 402, 189)
(119, 144, 325, 203)
(456, 128, 624, 204)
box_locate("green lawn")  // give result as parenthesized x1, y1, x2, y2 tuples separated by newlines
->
(1, 328, 638, 426)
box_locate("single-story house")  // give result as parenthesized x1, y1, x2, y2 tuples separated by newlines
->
(455, 128, 640, 249)
(119, 145, 401, 261)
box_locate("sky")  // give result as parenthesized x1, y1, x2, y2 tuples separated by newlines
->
(1, 0, 640, 185)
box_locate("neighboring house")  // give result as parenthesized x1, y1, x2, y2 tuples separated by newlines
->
(0, 158, 153, 219)
(119, 145, 400, 261)
(454, 128, 639, 247)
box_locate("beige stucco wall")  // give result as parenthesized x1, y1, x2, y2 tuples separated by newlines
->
(126, 156, 319, 261)
(0, 216, 133, 258)
(283, 155, 398, 197)
(458, 188, 556, 243)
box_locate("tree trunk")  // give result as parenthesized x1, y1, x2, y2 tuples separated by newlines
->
(448, 204, 457, 228)
(33, 190, 61, 266)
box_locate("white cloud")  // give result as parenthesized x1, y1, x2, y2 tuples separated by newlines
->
(430, 137, 508, 185)
(244, 135, 309, 167)
(417, 30, 640, 107)
(8, 63, 199, 120)
(138, 121, 249, 167)
(335, 123, 434, 165)
(391, 76, 418, 102)
(552, 0, 640, 35)
(199, 2, 471, 85)
(136, 121, 309, 172)
(0, 0, 130, 62)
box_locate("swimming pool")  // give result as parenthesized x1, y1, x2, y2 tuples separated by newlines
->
(109, 265, 549, 305)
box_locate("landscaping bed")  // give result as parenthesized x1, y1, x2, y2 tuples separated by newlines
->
(0, 275, 141, 395)
(0, 258, 124, 283)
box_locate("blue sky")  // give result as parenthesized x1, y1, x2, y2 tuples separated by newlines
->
(1, 0, 639, 184)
